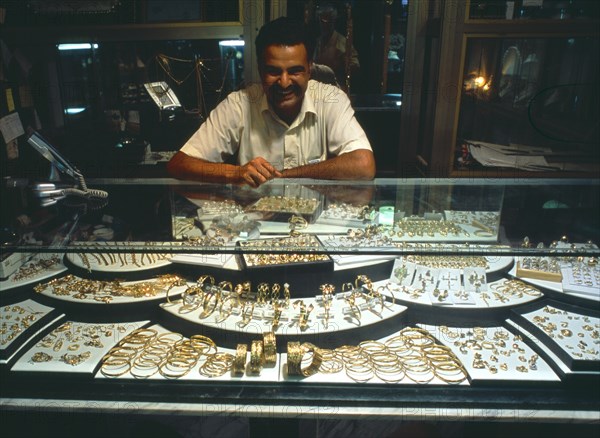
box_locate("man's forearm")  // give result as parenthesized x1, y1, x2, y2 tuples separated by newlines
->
(281, 149, 375, 180)
(167, 151, 244, 184)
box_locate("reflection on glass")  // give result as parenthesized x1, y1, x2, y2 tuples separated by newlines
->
(457, 37, 599, 171)
(469, 0, 600, 20)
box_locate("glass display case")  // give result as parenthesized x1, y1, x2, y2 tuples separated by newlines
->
(1, 177, 599, 429)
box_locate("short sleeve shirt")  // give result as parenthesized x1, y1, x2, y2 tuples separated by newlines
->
(179, 80, 371, 171)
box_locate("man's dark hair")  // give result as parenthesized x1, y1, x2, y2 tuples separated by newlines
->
(255, 17, 315, 65)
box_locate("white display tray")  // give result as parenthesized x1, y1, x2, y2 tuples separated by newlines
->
(379, 271, 541, 309)
(418, 323, 560, 383)
(506, 320, 600, 378)
(12, 320, 149, 374)
(0, 299, 56, 351)
(514, 302, 600, 367)
(161, 293, 407, 335)
(0, 254, 67, 292)
(509, 265, 600, 302)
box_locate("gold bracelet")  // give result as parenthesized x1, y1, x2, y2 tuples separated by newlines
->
(232, 344, 247, 376)
(300, 343, 323, 377)
(287, 341, 303, 376)
(199, 291, 220, 319)
(215, 296, 236, 323)
(200, 353, 234, 378)
(263, 331, 277, 366)
(180, 286, 202, 312)
(241, 302, 255, 326)
(270, 283, 281, 303)
(249, 340, 264, 375)
(197, 275, 215, 287)
(190, 335, 217, 355)
(272, 303, 282, 330)
(257, 283, 270, 304)
(100, 358, 132, 378)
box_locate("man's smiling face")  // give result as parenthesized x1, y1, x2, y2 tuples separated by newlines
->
(259, 43, 311, 125)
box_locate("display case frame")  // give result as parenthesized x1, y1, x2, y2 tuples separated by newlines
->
(1, 177, 599, 427)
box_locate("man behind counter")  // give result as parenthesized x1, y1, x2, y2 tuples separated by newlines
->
(167, 17, 375, 187)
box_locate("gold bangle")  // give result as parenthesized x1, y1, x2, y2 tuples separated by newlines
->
(199, 291, 219, 319)
(263, 331, 277, 366)
(200, 353, 234, 378)
(287, 341, 303, 376)
(270, 283, 281, 303)
(345, 362, 374, 383)
(165, 278, 186, 305)
(299, 343, 323, 377)
(272, 303, 282, 330)
(257, 283, 270, 304)
(190, 335, 217, 355)
(379, 285, 395, 309)
(156, 332, 184, 346)
(249, 340, 264, 375)
(345, 295, 362, 323)
(241, 302, 255, 326)
(197, 275, 215, 287)
(218, 281, 233, 293)
(232, 344, 247, 376)
(283, 283, 291, 307)
(100, 356, 132, 378)
(215, 296, 236, 323)
(180, 286, 202, 312)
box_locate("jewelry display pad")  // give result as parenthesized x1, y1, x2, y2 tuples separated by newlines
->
(417, 324, 560, 383)
(0, 299, 63, 363)
(318, 238, 514, 271)
(238, 235, 333, 270)
(509, 264, 600, 303)
(443, 210, 500, 241)
(379, 261, 541, 309)
(315, 202, 377, 228)
(258, 221, 347, 235)
(505, 320, 600, 380)
(195, 199, 245, 221)
(245, 195, 323, 223)
(509, 300, 600, 372)
(0, 253, 67, 292)
(560, 261, 600, 298)
(94, 324, 280, 382)
(34, 274, 190, 305)
(169, 253, 237, 270)
(172, 216, 204, 240)
(160, 291, 407, 335)
(387, 220, 493, 243)
(515, 257, 562, 282)
(66, 241, 173, 272)
(281, 328, 470, 386)
(511, 242, 599, 301)
(11, 320, 149, 374)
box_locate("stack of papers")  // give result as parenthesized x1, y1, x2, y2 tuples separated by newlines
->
(467, 140, 560, 171)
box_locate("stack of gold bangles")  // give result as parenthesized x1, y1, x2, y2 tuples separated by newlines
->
(286, 327, 467, 384)
(233, 331, 279, 377)
(101, 330, 232, 379)
(286, 342, 323, 377)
